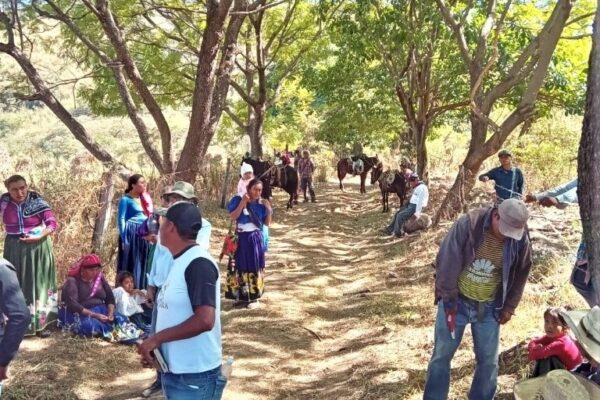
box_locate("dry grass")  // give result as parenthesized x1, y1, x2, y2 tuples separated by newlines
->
(1, 160, 587, 399)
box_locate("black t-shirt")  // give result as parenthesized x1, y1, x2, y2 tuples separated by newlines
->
(173, 245, 218, 309)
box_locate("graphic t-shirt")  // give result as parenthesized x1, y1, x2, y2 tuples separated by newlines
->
(457, 232, 505, 302)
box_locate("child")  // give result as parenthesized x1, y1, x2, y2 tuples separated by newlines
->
(528, 307, 582, 377)
(238, 163, 254, 196)
(113, 271, 152, 334)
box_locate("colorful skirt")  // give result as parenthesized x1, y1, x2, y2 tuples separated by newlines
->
(3, 235, 58, 335)
(224, 230, 265, 302)
(58, 304, 142, 343)
(117, 219, 151, 289)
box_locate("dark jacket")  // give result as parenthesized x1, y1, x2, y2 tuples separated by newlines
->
(478, 166, 524, 200)
(0, 257, 31, 367)
(435, 207, 532, 314)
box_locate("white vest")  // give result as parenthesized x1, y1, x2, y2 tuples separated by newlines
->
(155, 245, 222, 374)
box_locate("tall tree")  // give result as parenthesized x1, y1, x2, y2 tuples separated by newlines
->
(434, 0, 578, 221)
(0, 0, 260, 180)
(578, 3, 600, 305)
(225, 0, 337, 157)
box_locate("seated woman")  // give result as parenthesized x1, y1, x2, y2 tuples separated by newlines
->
(59, 254, 142, 342)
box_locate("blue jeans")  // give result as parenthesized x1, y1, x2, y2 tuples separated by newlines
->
(423, 298, 500, 400)
(386, 203, 416, 235)
(570, 263, 598, 307)
(161, 366, 227, 400)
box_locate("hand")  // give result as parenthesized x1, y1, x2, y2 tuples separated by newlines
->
(539, 197, 559, 208)
(0, 366, 7, 380)
(444, 302, 457, 338)
(93, 313, 109, 323)
(242, 194, 251, 204)
(19, 235, 43, 244)
(143, 234, 157, 244)
(107, 312, 114, 322)
(138, 336, 160, 369)
(524, 194, 537, 203)
(497, 310, 512, 324)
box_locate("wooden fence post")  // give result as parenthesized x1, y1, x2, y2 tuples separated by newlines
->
(220, 158, 232, 209)
(92, 170, 117, 253)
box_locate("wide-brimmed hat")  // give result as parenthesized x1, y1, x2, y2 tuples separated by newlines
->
(561, 306, 600, 362)
(514, 369, 599, 400)
(497, 198, 529, 240)
(163, 181, 197, 200)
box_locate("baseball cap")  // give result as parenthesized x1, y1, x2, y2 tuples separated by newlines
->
(498, 149, 512, 158)
(155, 202, 202, 237)
(163, 181, 197, 200)
(497, 198, 529, 240)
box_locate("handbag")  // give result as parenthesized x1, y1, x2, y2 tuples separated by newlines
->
(219, 220, 238, 262)
(246, 205, 269, 252)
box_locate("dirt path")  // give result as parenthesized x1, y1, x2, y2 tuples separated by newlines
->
(6, 179, 585, 399)
(222, 179, 438, 400)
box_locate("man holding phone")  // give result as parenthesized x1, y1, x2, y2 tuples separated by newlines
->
(138, 202, 224, 399)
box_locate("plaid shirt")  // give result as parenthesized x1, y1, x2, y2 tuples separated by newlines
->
(298, 158, 315, 178)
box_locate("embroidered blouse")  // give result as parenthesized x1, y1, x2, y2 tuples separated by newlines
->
(0, 192, 58, 235)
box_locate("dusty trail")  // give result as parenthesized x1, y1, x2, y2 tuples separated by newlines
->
(7, 179, 584, 399)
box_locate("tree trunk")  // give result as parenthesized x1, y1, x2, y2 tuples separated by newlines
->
(414, 121, 429, 182)
(249, 105, 265, 158)
(92, 170, 116, 254)
(177, 0, 234, 181)
(578, 5, 600, 306)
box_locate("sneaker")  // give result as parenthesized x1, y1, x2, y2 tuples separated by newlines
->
(37, 330, 51, 339)
(142, 380, 162, 398)
(247, 300, 260, 310)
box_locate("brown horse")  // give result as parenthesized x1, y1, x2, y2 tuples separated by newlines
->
(371, 163, 409, 212)
(336, 155, 379, 194)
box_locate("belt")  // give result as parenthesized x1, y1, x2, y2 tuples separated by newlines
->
(458, 293, 489, 322)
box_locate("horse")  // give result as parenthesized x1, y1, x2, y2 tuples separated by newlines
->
(272, 164, 299, 209)
(241, 156, 298, 209)
(371, 162, 409, 212)
(336, 154, 379, 194)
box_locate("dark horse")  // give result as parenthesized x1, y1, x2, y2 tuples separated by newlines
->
(371, 163, 409, 212)
(336, 155, 379, 194)
(241, 157, 298, 209)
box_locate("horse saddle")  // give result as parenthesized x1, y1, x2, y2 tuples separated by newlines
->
(352, 159, 364, 175)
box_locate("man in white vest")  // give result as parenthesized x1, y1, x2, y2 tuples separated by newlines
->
(138, 202, 225, 399)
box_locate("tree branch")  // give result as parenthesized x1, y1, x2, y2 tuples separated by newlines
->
(435, 0, 472, 66)
(229, 0, 288, 15)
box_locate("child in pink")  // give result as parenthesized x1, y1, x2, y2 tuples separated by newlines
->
(528, 307, 582, 377)
(237, 163, 254, 196)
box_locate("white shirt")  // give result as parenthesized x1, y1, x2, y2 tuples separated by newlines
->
(410, 183, 429, 218)
(113, 287, 145, 317)
(146, 218, 212, 288)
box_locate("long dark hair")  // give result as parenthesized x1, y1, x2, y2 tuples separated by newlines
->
(246, 178, 263, 195)
(125, 174, 143, 194)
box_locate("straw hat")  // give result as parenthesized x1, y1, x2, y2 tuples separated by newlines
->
(513, 369, 600, 400)
(560, 306, 600, 363)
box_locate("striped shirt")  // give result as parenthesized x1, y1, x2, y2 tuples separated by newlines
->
(457, 232, 504, 302)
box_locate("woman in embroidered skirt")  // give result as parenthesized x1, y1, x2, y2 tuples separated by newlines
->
(59, 254, 141, 342)
(117, 174, 153, 289)
(1, 175, 58, 337)
(226, 178, 272, 308)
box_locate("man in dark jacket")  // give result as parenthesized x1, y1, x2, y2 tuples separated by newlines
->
(423, 198, 532, 400)
(0, 257, 31, 383)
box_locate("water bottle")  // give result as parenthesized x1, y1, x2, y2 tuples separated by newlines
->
(147, 214, 160, 235)
(221, 356, 234, 379)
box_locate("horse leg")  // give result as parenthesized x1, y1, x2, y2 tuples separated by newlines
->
(380, 187, 385, 213)
(360, 174, 365, 194)
(385, 192, 389, 212)
(338, 168, 346, 191)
